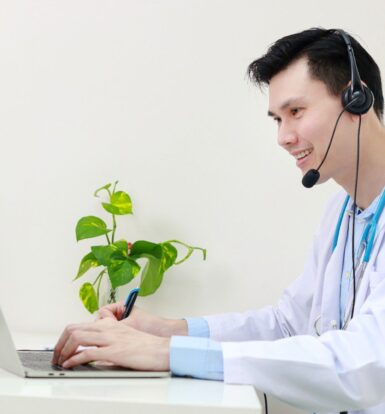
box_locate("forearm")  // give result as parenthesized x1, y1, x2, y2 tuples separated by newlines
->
(159, 318, 188, 337)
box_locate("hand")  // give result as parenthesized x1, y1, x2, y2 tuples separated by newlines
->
(51, 318, 170, 371)
(97, 302, 188, 337)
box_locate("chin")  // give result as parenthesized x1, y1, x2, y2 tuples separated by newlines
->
(316, 175, 330, 185)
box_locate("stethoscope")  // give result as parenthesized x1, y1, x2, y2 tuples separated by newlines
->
(314, 188, 385, 336)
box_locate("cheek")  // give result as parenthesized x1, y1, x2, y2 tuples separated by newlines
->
(299, 117, 329, 147)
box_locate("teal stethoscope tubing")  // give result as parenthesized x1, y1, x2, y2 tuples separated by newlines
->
(331, 189, 385, 329)
(333, 189, 385, 261)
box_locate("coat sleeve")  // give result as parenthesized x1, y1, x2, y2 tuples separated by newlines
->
(221, 276, 385, 413)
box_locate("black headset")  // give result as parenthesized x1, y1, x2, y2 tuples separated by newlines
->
(339, 29, 374, 115)
(301, 29, 374, 189)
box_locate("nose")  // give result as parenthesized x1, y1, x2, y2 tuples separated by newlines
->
(277, 129, 298, 148)
(277, 124, 298, 148)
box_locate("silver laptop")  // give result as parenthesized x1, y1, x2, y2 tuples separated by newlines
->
(0, 307, 169, 378)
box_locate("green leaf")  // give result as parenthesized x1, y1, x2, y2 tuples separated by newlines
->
(76, 216, 111, 241)
(138, 255, 164, 296)
(79, 282, 99, 313)
(110, 241, 129, 262)
(131, 241, 176, 296)
(107, 259, 140, 289)
(74, 252, 101, 280)
(94, 183, 112, 197)
(91, 241, 128, 266)
(112, 240, 129, 257)
(130, 240, 162, 260)
(91, 245, 116, 266)
(102, 191, 132, 215)
(160, 242, 178, 272)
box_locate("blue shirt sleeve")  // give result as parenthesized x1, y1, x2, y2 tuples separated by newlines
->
(170, 335, 224, 381)
(184, 317, 210, 337)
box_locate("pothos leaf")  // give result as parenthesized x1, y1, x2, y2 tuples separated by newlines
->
(76, 216, 111, 241)
(91, 240, 129, 266)
(79, 282, 99, 313)
(107, 259, 140, 289)
(138, 255, 163, 296)
(102, 191, 132, 215)
(160, 242, 177, 272)
(74, 252, 100, 280)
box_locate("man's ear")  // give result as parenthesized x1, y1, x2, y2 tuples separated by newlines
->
(342, 80, 373, 120)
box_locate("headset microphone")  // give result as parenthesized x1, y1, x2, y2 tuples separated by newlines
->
(302, 169, 319, 188)
(301, 29, 374, 189)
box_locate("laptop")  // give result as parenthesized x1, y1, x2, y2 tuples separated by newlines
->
(0, 307, 170, 378)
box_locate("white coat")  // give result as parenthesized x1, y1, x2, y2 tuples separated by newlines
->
(204, 190, 385, 414)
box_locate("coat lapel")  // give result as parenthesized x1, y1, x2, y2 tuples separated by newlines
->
(319, 203, 350, 334)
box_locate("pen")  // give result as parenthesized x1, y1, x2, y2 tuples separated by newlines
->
(120, 287, 139, 320)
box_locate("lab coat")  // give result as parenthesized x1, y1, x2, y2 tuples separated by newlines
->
(204, 191, 385, 414)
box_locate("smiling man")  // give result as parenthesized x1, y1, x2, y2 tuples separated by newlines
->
(53, 28, 385, 414)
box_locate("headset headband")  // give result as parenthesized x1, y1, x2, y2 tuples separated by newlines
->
(336, 29, 374, 115)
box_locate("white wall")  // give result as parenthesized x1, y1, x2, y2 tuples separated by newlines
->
(1, 1, 384, 413)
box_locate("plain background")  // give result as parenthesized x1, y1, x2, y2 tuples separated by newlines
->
(1, 1, 384, 413)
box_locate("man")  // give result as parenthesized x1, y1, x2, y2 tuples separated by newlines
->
(53, 28, 385, 413)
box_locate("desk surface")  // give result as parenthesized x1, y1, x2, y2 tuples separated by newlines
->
(0, 332, 262, 414)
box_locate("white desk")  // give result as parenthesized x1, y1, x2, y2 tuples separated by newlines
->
(0, 332, 262, 414)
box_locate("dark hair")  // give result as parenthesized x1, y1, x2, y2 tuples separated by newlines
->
(248, 28, 384, 120)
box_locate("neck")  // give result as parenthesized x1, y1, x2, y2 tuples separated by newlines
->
(335, 118, 385, 209)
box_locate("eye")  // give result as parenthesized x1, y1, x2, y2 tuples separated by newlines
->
(273, 117, 281, 124)
(290, 107, 303, 117)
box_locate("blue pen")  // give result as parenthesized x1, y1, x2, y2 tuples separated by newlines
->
(120, 287, 139, 320)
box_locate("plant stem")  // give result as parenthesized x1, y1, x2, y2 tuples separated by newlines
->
(165, 240, 207, 264)
(93, 268, 106, 302)
(106, 234, 111, 244)
(108, 288, 117, 304)
(112, 214, 117, 243)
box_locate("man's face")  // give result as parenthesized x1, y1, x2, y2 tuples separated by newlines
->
(268, 57, 356, 184)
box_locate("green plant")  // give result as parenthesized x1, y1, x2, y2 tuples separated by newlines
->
(73, 181, 206, 313)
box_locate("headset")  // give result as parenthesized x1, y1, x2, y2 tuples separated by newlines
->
(339, 30, 374, 115)
(302, 29, 374, 188)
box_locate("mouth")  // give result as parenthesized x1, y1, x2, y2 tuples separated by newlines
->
(294, 149, 313, 167)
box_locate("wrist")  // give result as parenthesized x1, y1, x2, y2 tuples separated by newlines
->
(161, 318, 188, 337)
(154, 337, 170, 371)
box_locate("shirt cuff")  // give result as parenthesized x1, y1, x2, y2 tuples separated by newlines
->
(170, 335, 224, 381)
(184, 317, 210, 337)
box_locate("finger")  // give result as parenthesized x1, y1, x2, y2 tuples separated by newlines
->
(97, 309, 115, 319)
(52, 320, 114, 364)
(98, 308, 122, 320)
(52, 323, 83, 364)
(112, 301, 125, 320)
(57, 330, 110, 366)
(62, 347, 105, 369)
(97, 301, 125, 320)
(96, 301, 123, 320)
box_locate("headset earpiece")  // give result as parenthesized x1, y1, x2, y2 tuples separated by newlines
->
(337, 29, 374, 115)
(341, 84, 374, 115)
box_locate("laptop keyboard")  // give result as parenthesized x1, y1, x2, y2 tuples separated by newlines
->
(17, 350, 100, 371)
